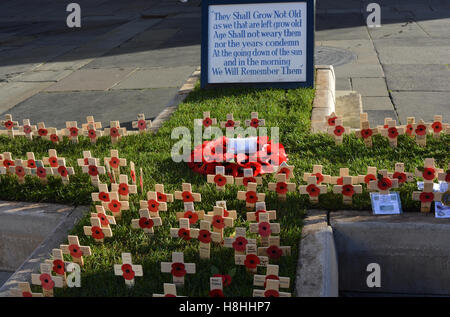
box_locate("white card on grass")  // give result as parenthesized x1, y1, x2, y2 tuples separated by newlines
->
(371, 192, 402, 215)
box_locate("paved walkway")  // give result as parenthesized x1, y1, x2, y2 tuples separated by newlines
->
(0, 0, 201, 129)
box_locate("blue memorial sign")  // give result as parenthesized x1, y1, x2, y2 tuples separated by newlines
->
(201, 0, 314, 88)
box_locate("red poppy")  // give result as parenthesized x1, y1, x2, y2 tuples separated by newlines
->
(264, 275, 280, 288)
(383, 124, 388, 128)
(245, 191, 258, 203)
(445, 172, 450, 183)
(118, 183, 129, 196)
(137, 119, 147, 130)
(212, 215, 225, 229)
(49, 157, 58, 167)
(184, 211, 198, 224)
(423, 168, 435, 180)
(178, 228, 191, 241)
(130, 169, 136, 183)
(342, 184, 355, 196)
(121, 264, 135, 280)
(306, 184, 320, 197)
(157, 192, 167, 202)
(393, 172, 407, 183)
(388, 127, 398, 139)
(4, 120, 13, 129)
(415, 124, 427, 136)
(313, 172, 324, 184)
(244, 254, 260, 269)
(364, 174, 376, 184)
(250, 118, 260, 128)
(3, 160, 14, 168)
(109, 157, 120, 169)
(406, 124, 414, 136)
(39, 273, 55, 290)
(377, 178, 392, 191)
(223, 209, 230, 217)
(327, 116, 337, 126)
(164, 294, 176, 297)
(88, 129, 96, 139)
(139, 217, 154, 229)
(88, 165, 99, 176)
(264, 289, 279, 297)
(37, 167, 47, 178)
(53, 259, 65, 275)
(214, 174, 226, 187)
(181, 191, 194, 202)
(23, 125, 32, 134)
(334, 125, 345, 136)
(91, 226, 104, 240)
(214, 274, 232, 287)
(278, 167, 291, 178)
(336, 177, 344, 185)
(266, 245, 283, 260)
(232, 236, 248, 252)
(275, 182, 288, 194)
(432, 121, 442, 133)
(68, 244, 82, 258)
(15, 166, 25, 177)
(203, 117, 212, 127)
(22, 292, 32, 297)
(27, 159, 36, 168)
(255, 210, 266, 222)
(49, 134, 58, 143)
(108, 200, 121, 213)
(225, 164, 239, 177)
(225, 120, 235, 128)
(38, 128, 48, 136)
(98, 213, 109, 226)
(171, 263, 186, 277)
(419, 192, 434, 203)
(58, 166, 68, 177)
(69, 127, 78, 137)
(242, 177, 256, 186)
(258, 222, 272, 237)
(99, 192, 110, 202)
(110, 127, 119, 137)
(361, 129, 373, 139)
(147, 199, 159, 212)
(209, 289, 224, 297)
(198, 229, 211, 243)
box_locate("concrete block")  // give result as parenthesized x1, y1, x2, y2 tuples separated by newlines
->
(335, 90, 363, 128)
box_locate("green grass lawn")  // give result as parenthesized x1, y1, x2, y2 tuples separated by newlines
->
(0, 86, 448, 297)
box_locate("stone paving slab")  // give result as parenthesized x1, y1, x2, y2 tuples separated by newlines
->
(334, 64, 384, 78)
(384, 64, 450, 92)
(365, 109, 399, 126)
(315, 26, 370, 41)
(352, 78, 389, 97)
(10, 70, 73, 82)
(0, 272, 12, 287)
(362, 97, 394, 111)
(377, 46, 450, 65)
(0, 82, 53, 114)
(367, 21, 429, 39)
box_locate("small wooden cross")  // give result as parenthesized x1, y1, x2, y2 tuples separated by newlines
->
(1, 152, 15, 175)
(246, 201, 276, 223)
(368, 171, 399, 194)
(303, 165, 331, 185)
(204, 206, 234, 240)
(403, 117, 416, 138)
(412, 119, 430, 147)
(327, 118, 350, 145)
(196, 111, 217, 128)
(330, 168, 358, 185)
(34, 122, 51, 140)
(387, 163, 414, 185)
(154, 184, 173, 202)
(19, 119, 36, 140)
(1, 114, 19, 138)
(114, 253, 143, 288)
(412, 182, 442, 213)
(333, 176, 363, 205)
(104, 121, 127, 144)
(176, 202, 205, 225)
(30, 160, 52, 184)
(207, 165, 234, 191)
(357, 166, 378, 189)
(43, 149, 64, 168)
(102, 191, 130, 219)
(112, 174, 137, 200)
(253, 278, 291, 297)
(275, 161, 295, 181)
(104, 149, 127, 178)
(209, 276, 225, 297)
(140, 191, 167, 217)
(153, 283, 181, 297)
(355, 113, 378, 147)
(430, 115, 448, 139)
(379, 119, 405, 147)
(415, 158, 442, 184)
(235, 167, 263, 187)
(220, 113, 241, 129)
(213, 200, 237, 220)
(51, 158, 74, 184)
(268, 173, 296, 200)
(93, 205, 116, 229)
(31, 263, 63, 297)
(60, 235, 92, 266)
(253, 264, 290, 291)
(129, 161, 136, 185)
(45, 249, 67, 286)
(299, 176, 327, 203)
(63, 121, 80, 143)
(438, 163, 450, 185)
(82, 116, 102, 131)
(10, 159, 29, 184)
(170, 218, 193, 241)
(161, 252, 196, 285)
(9, 282, 43, 297)
(84, 121, 103, 144)
(81, 157, 106, 188)
(77, 150, 92, 167)
(92, 183, 113, 204)
(83, 216, 112, 243)
(258, 236, 291, 260)
(235, 243, 268, 274)
(132, 113, 152, 133)
(224, 227, 257, 256)
(325, 112, 339, 127)
(174, 183, 201, 204)
(249, 212, 280, 247)
(245, 112, 265, 128)
(191, 220, 222, 259)
(237, 182, 265, 209)
(48, 127, 62, 144)
(131, 209, 162, 234)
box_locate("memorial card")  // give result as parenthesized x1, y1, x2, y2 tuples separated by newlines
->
(370, 192, 402, 215)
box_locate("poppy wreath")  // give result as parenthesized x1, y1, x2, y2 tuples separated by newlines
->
(187, 136, 287, 177)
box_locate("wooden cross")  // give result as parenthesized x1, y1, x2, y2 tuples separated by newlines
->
(245, 112, 265, 128)
(235, 167, 263, 187)
(303, 165, 331, 185)
(430, 115, 448, 139)
(1, 152, 14, 175)
(170, 218, 193, 241)
(204, 206, 234, 240)
(10, 159, 29, 184)
(104, 149, 127, 178)
(275, 161, 295, 181)
(84, 121, 103, 144)
(19, 119, 36, 140)
(63, 121, 80, 143)
(114, 253, 143, 287)
(45, 249, 67, 286)
(403, 117, 416, 138)
(81, 157, 106, 187)
(60, 235, 91, 266)
(176, 202, 205, 225)
(31, 263, 63, 297)
(132, 113, 152, 133)
(161, 252, 196, 285)
(51, 158, 74, 184)
(93, 205, 116, 229)
(43, 149, 64, 168)
(129, 161, 137, 185)
(224, 227, 257, 256)
(207, 165, 234, 191)
(253, 278, 291, 297)
(34, 122, 51, 140)
(213, 200, 237, 220)
(237, 182, 265, 209)
(104, 121, 127, 144)
(379, 119, 405, 147)
(154, 184, 173, 202)
(131, 209, 162, 234)
(83, 216, 112, 243)
(415, 158, 442, 184)
(258, 236, 291, 260)
(92, 183, 112, 204)
(333, 176, 363, 205)
(299, 176, 327, 203)
(235, 243, 268, 273)
(82, 116, 102, 131)
(48, 127, 62, 144)
(387, 163, 414, 185)
(140, 191, 167, 217)
(102, 191, 129, 219)
(77, 150, 92, 167)
(209, 276, 225, 297)
(112, 174, 137, 200)
(330, 168, 358, 185)
(220, 113, 241, 129)
(246, 201, 276, 223)
(368, 171, 399, 194)
(191, 220, 222, 259)
(412, 182, 442, 213)
(325, 112, 339, 127)
(196, 111, 217, 128)
(249, 212, 280, 247)
(1, 114, 18, 138)
(174, 183, 201, 204)
(253, 264, 290, 292)
(355, 113, 378, 147)
(9, 282, 43, 297)
(153, 283, 181, 297)
(357, 166, 378, 189)
(327, 118, 350, 145)
(438, 163, 450, 185)
(24, 152, 38, 170)
(412, 119, 430, 147)
(268, 173, 296, 200)
(31, 160, 53, 184)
